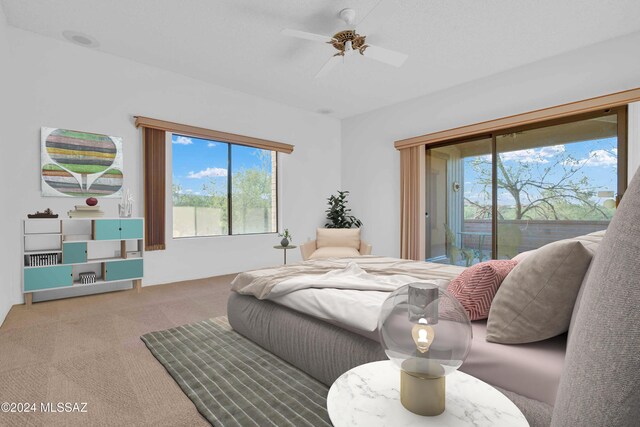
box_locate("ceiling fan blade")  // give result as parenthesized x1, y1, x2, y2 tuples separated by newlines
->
(362, 44, 407, 67)
(315, 55, 342, 78)
(281, 28, 333, 43)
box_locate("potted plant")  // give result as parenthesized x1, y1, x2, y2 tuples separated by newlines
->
(279, 229, 293, 247)
(325, 190, 362, 228)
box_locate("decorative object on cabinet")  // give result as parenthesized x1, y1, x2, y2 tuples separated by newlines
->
(22, 218, 144, 306)
(27, 208, 58, 219)
(68, 204, 104, 218)
(41, 127, 124, 198)
(119, 188, 134, 218)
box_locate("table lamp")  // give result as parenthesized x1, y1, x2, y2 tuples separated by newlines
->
(378, 282, 472, 416)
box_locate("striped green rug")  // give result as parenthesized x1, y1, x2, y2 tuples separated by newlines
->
(141, 317, 332, 427)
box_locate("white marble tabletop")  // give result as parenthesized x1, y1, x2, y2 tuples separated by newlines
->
(327, 361, 529, 427)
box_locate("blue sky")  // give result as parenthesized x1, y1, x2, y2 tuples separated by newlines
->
(172, 134, 268, 195)
(464, 137, 618, 205)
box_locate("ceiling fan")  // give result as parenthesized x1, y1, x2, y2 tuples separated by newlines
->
(282, 6, 408, 78)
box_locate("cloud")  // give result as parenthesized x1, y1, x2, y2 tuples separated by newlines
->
(173, 136, 193, 145)
(187, 167, 228, 179)
(207, 142, 217, 148)
(500, 145, 565, 163)
(566, 149, 617, 167)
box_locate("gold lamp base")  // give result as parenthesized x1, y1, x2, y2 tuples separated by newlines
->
(400, 369, 445, 416)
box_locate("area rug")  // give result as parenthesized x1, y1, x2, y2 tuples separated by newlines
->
(141, 316, 332, 427)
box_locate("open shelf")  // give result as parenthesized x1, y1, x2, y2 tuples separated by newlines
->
(24, 232, 63, 236)
(24, 249, 62, 255)
(22, 218, 144, 305)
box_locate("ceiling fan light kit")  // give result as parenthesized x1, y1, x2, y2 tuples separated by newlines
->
(282, 4, 408, 78)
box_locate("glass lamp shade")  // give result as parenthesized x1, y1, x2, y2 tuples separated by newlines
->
(378, 282, 472, 378)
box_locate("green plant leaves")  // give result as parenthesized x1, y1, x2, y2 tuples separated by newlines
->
(325, 190, 363, 228)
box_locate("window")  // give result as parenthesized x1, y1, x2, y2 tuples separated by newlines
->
(171, 134, 277, 238)
(426, 108, 627, 266)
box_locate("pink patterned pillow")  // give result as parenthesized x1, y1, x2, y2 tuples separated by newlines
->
(447, 260, 518, 321)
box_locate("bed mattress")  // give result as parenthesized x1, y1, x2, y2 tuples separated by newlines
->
(228, 291, 565, 407)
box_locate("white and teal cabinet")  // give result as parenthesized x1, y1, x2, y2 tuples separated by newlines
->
(93, 219, 144, 240)
(23, 218, 144, 306)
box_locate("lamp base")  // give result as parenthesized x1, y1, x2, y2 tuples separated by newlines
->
(400, 369, 445, 416)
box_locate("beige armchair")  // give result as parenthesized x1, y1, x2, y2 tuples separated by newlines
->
(300, 228, 372, 261)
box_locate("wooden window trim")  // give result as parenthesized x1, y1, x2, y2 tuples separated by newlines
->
(395, 87, 640, 150)
(134, 116, 294, 154)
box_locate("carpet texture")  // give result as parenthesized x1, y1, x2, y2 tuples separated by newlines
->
(141, 317, 332, 427)
(0, 275, 234, 426)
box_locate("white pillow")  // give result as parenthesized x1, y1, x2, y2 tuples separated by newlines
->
(316, 228, 360, 250)
(309, 246, 360, 260)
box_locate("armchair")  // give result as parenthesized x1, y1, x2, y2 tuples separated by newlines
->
(300, 228, 372, 260)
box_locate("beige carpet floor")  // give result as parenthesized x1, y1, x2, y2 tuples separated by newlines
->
(0, 275, 235, 427)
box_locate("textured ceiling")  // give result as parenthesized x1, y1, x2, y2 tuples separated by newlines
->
(2, 0, 640, 118)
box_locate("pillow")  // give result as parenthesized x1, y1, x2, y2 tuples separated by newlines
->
(316, 228, 360, 250)
(309, 246, 360, 260)
(447, 260, 518, 321)
(486, 240, 593, 344)
(512, 250, 535, 262)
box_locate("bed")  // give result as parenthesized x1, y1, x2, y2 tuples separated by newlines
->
(227, 256, 562, 425)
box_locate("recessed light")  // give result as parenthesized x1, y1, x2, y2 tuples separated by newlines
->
(62, 30, 99, 48)
(317, 109, 333, 115)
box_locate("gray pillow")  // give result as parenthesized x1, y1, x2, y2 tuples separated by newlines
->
(486, 240, 593, 344)
(551, 168, 640, 426)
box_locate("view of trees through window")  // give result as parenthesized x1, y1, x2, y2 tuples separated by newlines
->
(172, 134, 277, 237)
(426, 111, 625, 266)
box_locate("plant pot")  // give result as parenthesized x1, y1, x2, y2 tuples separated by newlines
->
(280, 238, 289, 247)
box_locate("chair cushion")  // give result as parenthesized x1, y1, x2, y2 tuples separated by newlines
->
(487, 240, 592, 344)
(551, 170, 640, 427)
(447, 260, 518, 321)
(316, 228, 360, 250)
(309, 246, 361, 260)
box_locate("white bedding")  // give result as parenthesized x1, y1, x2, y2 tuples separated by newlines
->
(269, 262, 446, 332)
(270, 288, 390, 332)
(231, 256, 464, 333)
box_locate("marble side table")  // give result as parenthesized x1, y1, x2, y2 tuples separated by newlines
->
(327, 361, 528, 427)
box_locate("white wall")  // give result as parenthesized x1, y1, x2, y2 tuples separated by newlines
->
(0, 27, 340, 319)
(342, 31, 640, 258)
(0, 7, 15, 325)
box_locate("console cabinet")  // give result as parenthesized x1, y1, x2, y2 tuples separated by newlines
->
(22, 218, 144, 306)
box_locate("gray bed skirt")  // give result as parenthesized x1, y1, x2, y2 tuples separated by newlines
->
(227, 292, 552, 427)
(227, 292, 386, 386)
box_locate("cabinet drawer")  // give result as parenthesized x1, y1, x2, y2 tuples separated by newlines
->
(63, 242, 87, 264)
(93, 220, 121, 240)
(105, 259, 143, 282)
(24, 265, 73, 291)
(120, 219, 143, 240)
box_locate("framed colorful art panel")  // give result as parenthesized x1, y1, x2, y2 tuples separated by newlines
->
(41, 127, 124, 198)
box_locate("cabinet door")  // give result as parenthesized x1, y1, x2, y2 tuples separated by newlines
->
(24, 265, 73, 291)
(120, 219, 143, 240)
(94, 220, 121, 240)
(105, 259, 143, 282)
(63, 242, 87, 264)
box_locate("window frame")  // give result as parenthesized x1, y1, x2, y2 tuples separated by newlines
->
(425, 106, 628, 261)
(169, 131, 279, 239)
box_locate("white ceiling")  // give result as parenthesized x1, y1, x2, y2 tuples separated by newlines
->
(2, 0, 640, 118)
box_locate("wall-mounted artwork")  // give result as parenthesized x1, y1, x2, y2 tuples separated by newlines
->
(41, 127, 124, 198)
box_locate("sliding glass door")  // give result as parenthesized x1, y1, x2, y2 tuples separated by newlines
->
(426, 108, 627, 265)
(495, 112, 623, 258)
(426, 138, 492, 266)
